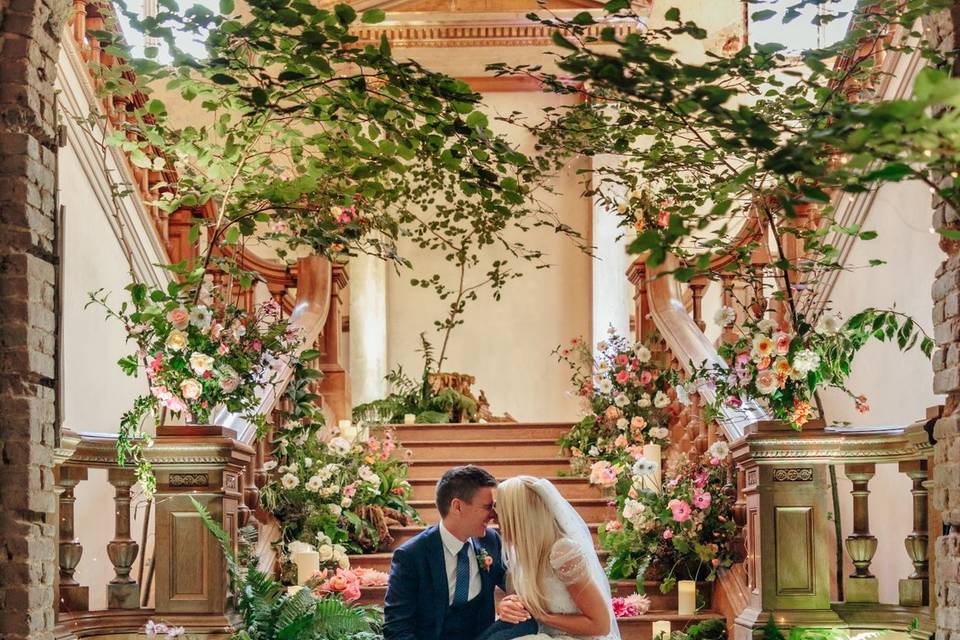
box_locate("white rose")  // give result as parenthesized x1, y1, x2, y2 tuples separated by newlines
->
(638, 393, 652, 408)
(262, 460, 277, 472)
(219, 365, 240, 393)
(614, 393, 630, 407)
(756, 318, 777, 333)
(755, 370, 778, 395)
(714, 306, 736, 328)
(317, 544, 334, 562)
(189, 351, 214, 376)
(180, 378, 202, 400)
(316, 533, 332, 546)
(165, 329, 188, 352)
(815, 313, 842, 335)
(598, 379, 614, 394)
(649, 427, 669, 440)
(622, 498, 646, 522)
(341, 497, 352, 508)
(616, 417, 629, 430)
(792, 349, 821, 375)
(281, 473, 300, 490)
(708, 440, 730, 460)
(653, 391, 670, 408)
(328, 504, 343, 517)
(304, 458, 313, 468)
(634, 345, 652, 363)
(306, 475, 323, 492)
(337, 554, 350, 569)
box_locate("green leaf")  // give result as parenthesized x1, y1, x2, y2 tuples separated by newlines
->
(334, 3, 356, 24)
(751, 9, 777, 21)
(939, 228, 960, 240)
(552, 31, 578, 50)
(664, 7, 680, 21)
(219, 0, 234, 14)
(603, 0, 630, 11)
(361, 8, 385, 23)
(210, 73, 239, 85)
(251, 87, 268, 106)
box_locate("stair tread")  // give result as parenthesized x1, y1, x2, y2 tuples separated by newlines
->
(410, 456, 570, 463)
(388, 422, 576, 428)
(404, 438, 561, 445)
(408, 476, 591, 484)
(407, 497, 608, 505)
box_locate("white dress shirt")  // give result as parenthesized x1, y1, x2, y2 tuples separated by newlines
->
(438, 520, 482, 604)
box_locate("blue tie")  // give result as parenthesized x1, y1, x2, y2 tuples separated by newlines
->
(453, 542, 471, 605)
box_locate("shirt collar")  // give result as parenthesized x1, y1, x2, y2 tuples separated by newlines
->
(438, 520, 469, 556)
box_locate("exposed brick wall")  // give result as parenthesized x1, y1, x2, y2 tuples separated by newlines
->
(930, 5, 960, 640)
(0, 0, 70, 635)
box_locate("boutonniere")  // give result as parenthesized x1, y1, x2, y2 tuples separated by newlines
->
(476, 548, 493, 572)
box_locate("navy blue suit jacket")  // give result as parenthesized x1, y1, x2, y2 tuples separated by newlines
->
(383, 525, 506, 640)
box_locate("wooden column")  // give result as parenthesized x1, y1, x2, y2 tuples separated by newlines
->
(689, 275, 708, 331)
(844, 463, 879, 603)
(152, 425, 253, 619)
(56, 466, 89, 612)
(317, 264, 351, 422)
(899, 460, 929, 606)
(106, 467, 140, 609)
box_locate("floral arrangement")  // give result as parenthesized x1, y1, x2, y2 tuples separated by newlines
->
(611, 593, 652, 618)
(692, 306, 931, 429)
(145, 621, 185, 639)
(88, 267, 306, 495)
(599, 441, 736, 593)
(260, 424, 421, 557)
(555, 328, 678, 472)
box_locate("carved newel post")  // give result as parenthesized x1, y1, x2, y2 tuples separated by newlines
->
(107, 467, 141, 608)
(152, 425, 253, 622)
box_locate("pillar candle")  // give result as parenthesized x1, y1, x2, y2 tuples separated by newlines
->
(651, 620, 671, 640)
(287, 585, 304, 595)
(404, 413, 416, 424)
(678, 580, 696, 615)
(642, 443, 662, 491)
(292, 550, 320, 586)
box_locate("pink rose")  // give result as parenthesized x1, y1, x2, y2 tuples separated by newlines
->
(605, 519, 623, 531)
(773, 332, 792, 356)
(693, 471, 708, 489)
(616, 354, 629, 366)
(663, 528, 674, 540)
(616, 370, 630, 384)
(640, 371, 653, 385)
(167, 308, 189, 330)
(668, 499, 692, 522)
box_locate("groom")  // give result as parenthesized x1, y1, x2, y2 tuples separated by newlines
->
(383, 465, 537, 640)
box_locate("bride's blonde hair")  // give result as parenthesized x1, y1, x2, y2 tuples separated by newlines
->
(497, 476, 565, 619)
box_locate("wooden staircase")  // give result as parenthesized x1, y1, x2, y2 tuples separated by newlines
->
(348, 422, 725, 640)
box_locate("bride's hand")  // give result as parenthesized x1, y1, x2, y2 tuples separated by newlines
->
(497, 594, 531, 624)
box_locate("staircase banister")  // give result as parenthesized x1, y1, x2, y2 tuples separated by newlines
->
(644, 253, 769, 441)
(214, 254, 331, 444)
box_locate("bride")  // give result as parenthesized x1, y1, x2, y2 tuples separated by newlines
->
(491, 476, 620, 640)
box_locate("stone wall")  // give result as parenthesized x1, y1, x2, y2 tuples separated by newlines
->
(0, 0, 69, 635)
(930, 4, 960, 639)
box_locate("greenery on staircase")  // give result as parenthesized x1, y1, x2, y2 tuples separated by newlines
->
(192, 497, 384, 640)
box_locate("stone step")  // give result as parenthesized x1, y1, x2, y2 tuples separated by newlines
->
(404, 439, 562, 461)
(409, 476, 602, 501)
(406, 458, 572, 479)
(408, 498, 616, 524)
(386, 422, 573, 442)
(385, 523, 604, 549)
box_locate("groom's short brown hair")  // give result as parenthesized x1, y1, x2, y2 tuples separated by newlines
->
(435, 465, 497, 518)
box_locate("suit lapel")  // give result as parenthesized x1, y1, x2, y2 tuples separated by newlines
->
(426, 527, 449, 632)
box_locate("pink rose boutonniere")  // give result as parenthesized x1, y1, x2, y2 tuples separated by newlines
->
(477, 548, 493, 572)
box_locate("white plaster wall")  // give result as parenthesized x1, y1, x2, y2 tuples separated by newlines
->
(818, 178, 943, 604)
(385, 91, 592, 422)
(57, 35, 166, 611)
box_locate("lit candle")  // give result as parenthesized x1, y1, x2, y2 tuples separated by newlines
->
(678, 580, 696, 615)
(404, 413, 416, 424)
(652, 620, 671, 639)
(292, 550, 320, 586)
(339, 419, 357, 441)
(642, 443, 662, 491)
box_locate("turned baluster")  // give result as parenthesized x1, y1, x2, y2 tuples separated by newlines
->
(239, 451, 261, 531)
(56, 466, 89, 612)
(732, 466, 747, 562)
(689, 276, 708, 331)
(844, 463, 879, 602)
(106, 467, 140, 609)
(72, 0, 87, 48)
(899, 460, 929, 606)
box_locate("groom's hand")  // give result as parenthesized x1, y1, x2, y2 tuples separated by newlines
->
(497, 595, 531, 624)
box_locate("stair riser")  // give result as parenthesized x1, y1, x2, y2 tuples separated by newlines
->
(406, 460, 570, 479)
(409, 479, 602, 501)
(389, 425, 571, 442)
(409, 502, 616, 524)
(405, 441, 561, 460)
(387, 527, 602, 548)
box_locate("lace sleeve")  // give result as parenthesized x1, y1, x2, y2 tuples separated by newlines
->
(549, 538, 588, 585)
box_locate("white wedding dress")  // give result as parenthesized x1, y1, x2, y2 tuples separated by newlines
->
(512, 479, 621, 640)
